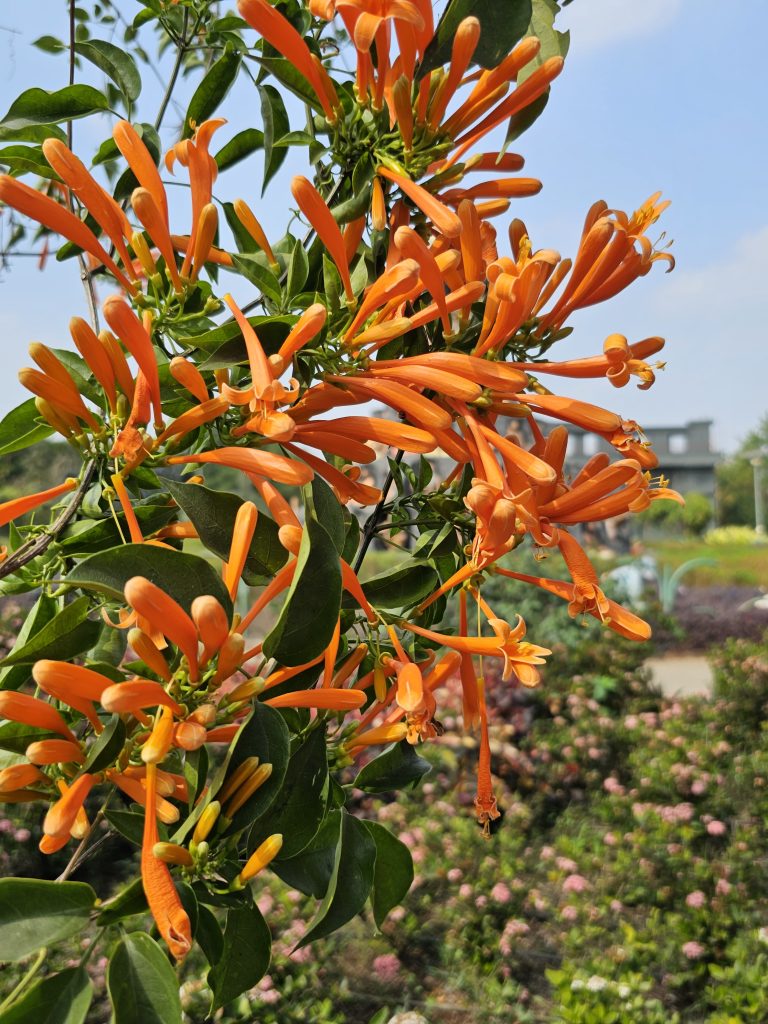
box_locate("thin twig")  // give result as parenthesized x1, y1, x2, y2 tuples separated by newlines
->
(0, 947, 47, 1014)
(0, 461, 97, 580)
(155, 8, 190, 131)
(353, 448, 405, 572)
(57, 795, 112, 882)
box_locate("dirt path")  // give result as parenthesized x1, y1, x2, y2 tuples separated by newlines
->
(646, 655, 714, 697)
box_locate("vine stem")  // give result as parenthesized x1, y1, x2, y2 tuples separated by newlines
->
(0, 947, 47, 1013)
(0, 461, 97, 580)
(154, 8, 190, 131)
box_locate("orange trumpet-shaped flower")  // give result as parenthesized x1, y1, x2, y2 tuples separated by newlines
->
(516, 335, 665, 390)
(113, 120, 168, 223)
(131, 188, 183, 293)
(233, 198, 278, 267)
(106, 769, 180, 824)
(0, 690, 78, 742)
(102, 296, 163, 427)
(42, 772, 95, 838)
(189, 203, 218, 281)
(141, 762, 192, 960)
(292, 176, 353, 302)
(19, 368, 98, 429)
(154, 395, 229, 446)
(169, 356, 209, 404)
(265, 688, 366, 711)
(0, 764, 47, 793)
(70, 317, 118, 411)
(168, 447, 313, 486)
(124, 577, 200, 680)
(474, 682, 500, 837)
(191, 595, 231, 663)
(238, 0, 338, 120)
(0, 477, 77, 528)
(142, 705, 176, 764)
(100, 679, 183, 716)
(26, 738, 85, 765)
(378, 167, 461, 238)
(0, 175, 135, 292)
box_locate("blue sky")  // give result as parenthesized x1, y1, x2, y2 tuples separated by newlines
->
(0, 0, 765, 453)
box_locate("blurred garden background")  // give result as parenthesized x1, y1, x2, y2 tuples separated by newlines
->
(1, 1, 768, 1022)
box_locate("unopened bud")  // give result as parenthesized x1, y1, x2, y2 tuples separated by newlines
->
(238, 834, 283, 884)
(218, 756, 260, 806)
(226, 678, 265, 705)
(224, 763, 273, 818)
(192, 800, 221, 844)
(153, 842, 193, 867)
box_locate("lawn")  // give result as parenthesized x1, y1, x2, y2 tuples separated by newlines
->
(649, 539, 768, 587)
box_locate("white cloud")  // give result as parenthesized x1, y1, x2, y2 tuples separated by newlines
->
(559, 0, 684, 53)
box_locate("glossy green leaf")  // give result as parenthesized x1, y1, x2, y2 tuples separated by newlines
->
(359, 562, 439, 609)
(362, 820, 414, 928)
(354, 741, 432, 794)
(248, 724, 329, 859)
(419, 0, 532, 76)
(0, 122, 66, 144)
(230, 255, 283, 305)
(166, 479, 286, 585)
(0, 592, 57, 691)
(65, 544, 232, 618)
(32, 35, 67, 54)
(0, 966, 93, 1024)
(207, 904, 271, 1011)
(223, 703, 291, 835)
(107, 932, 182, 1024)
(0, 86, 110, 130)
(0, 399, 52, 456)
(295, 811, 376, 948)
(256, 56, 323, 111)
(214, 128, 263, 172)
(58, 503, 176, 554)
(519, 0, 570, 81)
(258, 83, 289, 194)
(263, 514, 342, 666)
(193, 312, 293, 357)
(0, 879, 96, 962)
(504, 91, 549, 147)
(85, 714, 126, 772)
(195, 904, 224, 966)
(273, 810, 342, 898)
(0, 144, 57, 178)
(104, 807, 157, 847)
(306, 476, 345, 555)
(184, 51, 241, 137)
(74, 40, 142, 103)
(0, 596, 100, 667)
(286, 236, 309, 298)
(0, 721, 57, 754)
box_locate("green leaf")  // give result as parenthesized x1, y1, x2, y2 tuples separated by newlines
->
(359, 563, 439, 609)
(258, 83, 289, 194)
(207, 905, 271, 1012)
(84, 714, 126, 772)
(0, 879, 96, 962)
(256, 56, 323, 111)
(0, 399, 52, 456)
(504, 91, 549, 146)
(32, 35, 67, 54)
(306, 477, 345, 555)
(193, 312, 293, 357)
(0, 596, 100, 667)
(74, 40, 142, 104)
(419, 0, 533, 77)
(354, 741, 432, 794)
(195, 904, 224, 966)
(222, 703, 291, 835)
(230, 254, 283, 305)
(520, 0, 570, 80)
(104, 807, 154, 847)
(248, 724, 328, 859)
(166, 480, 286, 585)
(0, 86, 110, 131)
(58, 503, 176, 555)
(184, 51, 241, 137)
(0, 966, 93, 1024)
(0, 721, 57, 754)
(107, 932, 182, 1024)
(286, 236, 309, 299)
(0, 592, 57, 691)
(0, 144, 57, 178)
(263, 514, 342, 666)
(295, 811, 376, 948)
(65, 544, 232, 618)
(273, 809, 341, 898)
(0, 122, 66, 144)
(362, 820, 414, 928)
(214, 128, 263, 172)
